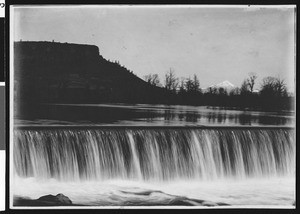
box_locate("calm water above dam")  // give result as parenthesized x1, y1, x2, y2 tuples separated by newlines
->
(15, 103, 295, 126)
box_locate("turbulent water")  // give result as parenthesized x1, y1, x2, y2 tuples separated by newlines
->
(13, 128, 295, 207)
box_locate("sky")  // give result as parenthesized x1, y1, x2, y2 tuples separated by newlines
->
(12, 5, 295, 92)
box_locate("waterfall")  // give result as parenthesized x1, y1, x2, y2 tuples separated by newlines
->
(13, 128, 295, 181)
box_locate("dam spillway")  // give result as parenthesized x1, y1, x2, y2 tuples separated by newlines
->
(13, 126, 295, 182)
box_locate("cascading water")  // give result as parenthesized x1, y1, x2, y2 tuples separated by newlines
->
(13, 128, 295, 182)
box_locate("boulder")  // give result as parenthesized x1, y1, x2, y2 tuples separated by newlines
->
(37, 193, 72, 205)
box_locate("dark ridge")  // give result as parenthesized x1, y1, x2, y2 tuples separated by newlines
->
(14, 41, 167, 118)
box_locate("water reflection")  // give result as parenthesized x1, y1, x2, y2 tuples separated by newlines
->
(15, 103, 295, 126)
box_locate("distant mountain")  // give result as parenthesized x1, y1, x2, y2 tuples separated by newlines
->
(209, 80, 235, 89)
(201, 80, 236, 93)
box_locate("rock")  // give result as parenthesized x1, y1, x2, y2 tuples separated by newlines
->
(14, 194, 82, 206)
(56, 193, 73, 204)
(37, 193, 72, 205)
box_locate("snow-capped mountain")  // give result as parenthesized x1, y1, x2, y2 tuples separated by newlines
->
(209, 80, 235, 89)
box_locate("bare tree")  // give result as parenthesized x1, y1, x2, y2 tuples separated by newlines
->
(274, 78, 287, 97)
(246, 72, 257, 93)
(260, 76, 287, 97)
(144, 74, 161, 86)
(164, 68, 179, 92)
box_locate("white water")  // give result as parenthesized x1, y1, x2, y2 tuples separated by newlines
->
(13, 176, 295, 207)
(13, 128, 295, 207)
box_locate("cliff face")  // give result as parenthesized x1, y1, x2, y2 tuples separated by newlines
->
(14, 41, 165, 107)
(15, 42, 100, 77)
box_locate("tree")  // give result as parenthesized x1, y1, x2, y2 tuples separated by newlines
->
(144, 74, 161, 86)
(185, 77, 193, 92)
(164, 68, 179, 92)
(229, 87, 240, 96)
(207, 87, 218, 95)
(259, 76, 289, 110)
(184, 74, 200, 93)
(260, 76, 287, 97)
(218, 87, 227, 96)
(246, 72, 257, 93)
(191, 74, 200, 92)
(240, 79, 250, 95)
(260, 76, 275, 94)
(178, 77, 186, 93)
(274, 78, 287, 97)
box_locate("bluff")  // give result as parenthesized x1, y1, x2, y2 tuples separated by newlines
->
(14, 41, 166, 106)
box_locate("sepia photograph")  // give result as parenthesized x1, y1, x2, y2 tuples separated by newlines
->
(9, 5, 296, 209)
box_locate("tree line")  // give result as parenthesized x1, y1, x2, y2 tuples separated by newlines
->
(143, 69, 294, 111)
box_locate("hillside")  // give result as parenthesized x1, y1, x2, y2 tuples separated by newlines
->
(14, 41, 166, 105)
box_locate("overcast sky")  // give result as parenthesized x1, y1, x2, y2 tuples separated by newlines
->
(12, 5, 295, 91)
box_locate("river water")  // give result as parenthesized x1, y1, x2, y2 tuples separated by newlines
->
(15, 103, 295, 126)
(12, 104, 295, 208)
